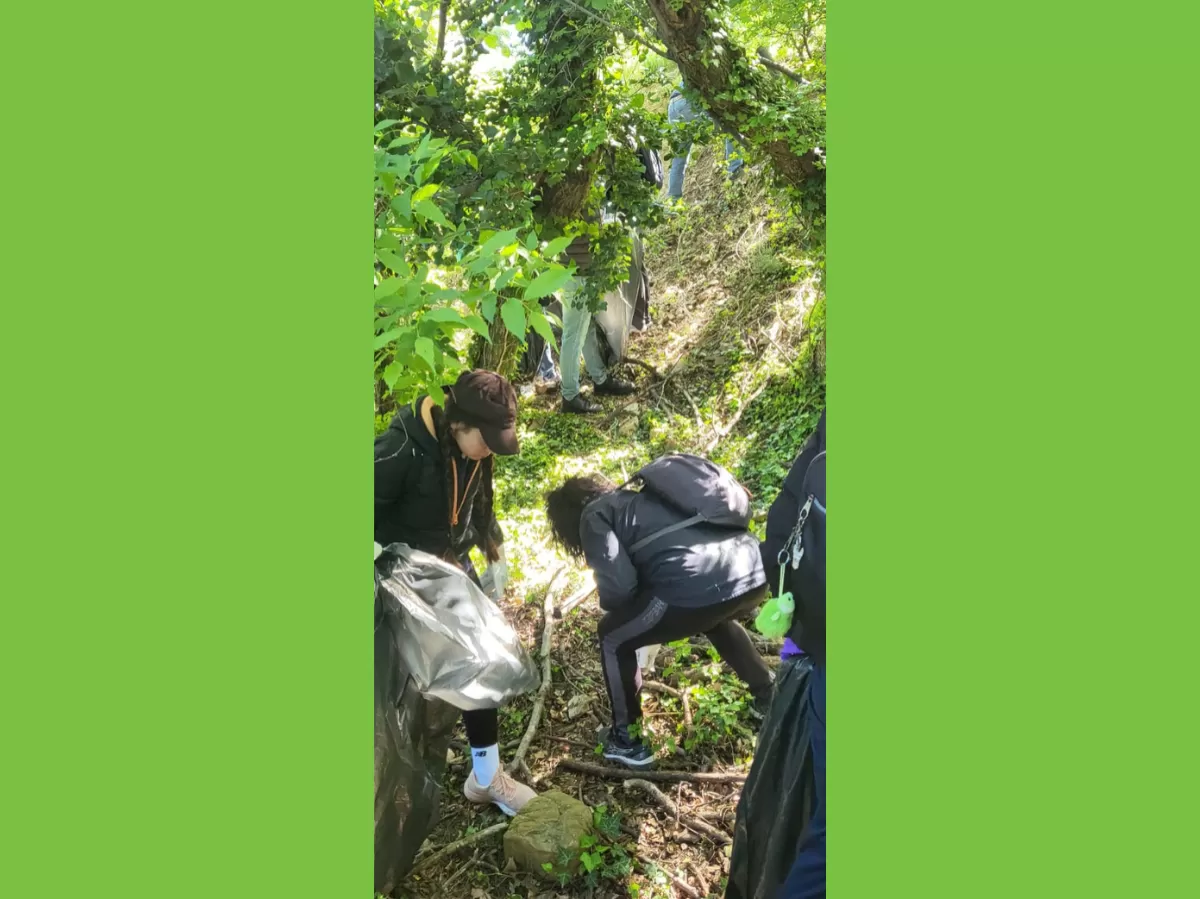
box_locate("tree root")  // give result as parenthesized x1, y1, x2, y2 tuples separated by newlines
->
(624, 779, 733, 846)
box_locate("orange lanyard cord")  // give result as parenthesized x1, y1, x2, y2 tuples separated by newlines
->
(449, 456, 483, 527)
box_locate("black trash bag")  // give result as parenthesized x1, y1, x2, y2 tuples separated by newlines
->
(726, 656, 817, 899)
(374, 566, 461, 896)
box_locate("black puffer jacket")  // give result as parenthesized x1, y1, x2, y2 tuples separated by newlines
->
(761, 409, 826, 663)
(580, 490, 765, 611)
(373, 398, 501, 561)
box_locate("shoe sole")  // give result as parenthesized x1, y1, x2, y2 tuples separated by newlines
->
(602, 751, 656, 769)
(464, 789, 518, 817)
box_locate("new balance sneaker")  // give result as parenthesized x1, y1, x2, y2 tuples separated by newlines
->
(602, 726, 656, 768)
(463, 770, 537, 817)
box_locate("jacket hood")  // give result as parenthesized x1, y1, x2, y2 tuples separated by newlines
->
(388, 397, 439, 455)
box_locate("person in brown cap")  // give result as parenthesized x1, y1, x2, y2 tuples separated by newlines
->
(374, 369, 536, 816)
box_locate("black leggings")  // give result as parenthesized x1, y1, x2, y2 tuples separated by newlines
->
(597, 585, 772, 730)
(462, 708, 498, 748)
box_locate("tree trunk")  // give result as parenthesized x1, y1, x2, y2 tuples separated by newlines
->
(645, 0, 824, 198)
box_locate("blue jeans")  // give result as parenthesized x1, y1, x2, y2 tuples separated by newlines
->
(557, 277, 608, 401)
(666, 94, 744, 199)
(778, 663, 825, 899)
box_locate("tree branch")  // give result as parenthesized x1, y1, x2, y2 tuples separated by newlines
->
(434, 0, 451, 72)
(559, 0, 673, 61)
(558, 758, 747, 784)
(410, 821, 508, 874)
(756, 46, 807, 86)
(624, 779, 733, 845)
(507, 565, 568, 774)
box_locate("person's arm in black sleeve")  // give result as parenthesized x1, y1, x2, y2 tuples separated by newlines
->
(581, 505, 638, 611)
(761, 426, 821, 596)
(373, 420, 415, 533)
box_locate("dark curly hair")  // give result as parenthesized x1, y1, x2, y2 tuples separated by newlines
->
(545, 475, 616, 558)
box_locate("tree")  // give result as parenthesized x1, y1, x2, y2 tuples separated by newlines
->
(645, 0, 825, 208)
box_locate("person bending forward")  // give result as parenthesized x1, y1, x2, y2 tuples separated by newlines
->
(546, 472, 773, 767)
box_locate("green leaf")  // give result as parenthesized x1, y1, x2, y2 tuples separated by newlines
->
(374, 327, 405, 350)
(481, 294, 498, 323)
(387, 135, 418, 149)
(524, 231, 539, 250)
(463, 314, 490, 340)
(631, 92, 645, 107)
(376, 250, 408, 275)
(524, 264, 571, 300)
(479, 228, 520, 257)
(464, 150, 479, 170)
(414, 336, 437, 373)
(541, 235, 573, 258)
(529, 308, 557, 350)
(392, 190, 412, 220)
(424, 83, 437, 97)
(415, 199, 450, 227)
(483, 33, 499, 49)
(373, 119, 399, 133)
(374, 278, 403, 301)
(493, 267, 517, 291)
(382, 361, 404, 388)
(423, 307, 465, 325)
(412, 183, 439, 203)
(500, 297, 526, 340)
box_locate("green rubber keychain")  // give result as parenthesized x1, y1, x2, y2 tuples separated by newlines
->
(755, 496, 813, 638)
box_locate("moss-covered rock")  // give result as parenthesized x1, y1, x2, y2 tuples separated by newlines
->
(502, 790, 593, 879)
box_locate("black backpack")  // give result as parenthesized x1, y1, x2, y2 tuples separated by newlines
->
(623, 454, 752, 552)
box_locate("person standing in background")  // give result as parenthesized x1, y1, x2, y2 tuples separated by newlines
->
(666, 83, 744, 200)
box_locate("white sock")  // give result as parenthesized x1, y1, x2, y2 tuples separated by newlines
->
(471, 744, 500, 788)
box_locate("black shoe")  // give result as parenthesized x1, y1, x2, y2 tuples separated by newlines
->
(561, 395, 602, 414)
(602, 727, 656, 768)
(594, 377, 636, 396)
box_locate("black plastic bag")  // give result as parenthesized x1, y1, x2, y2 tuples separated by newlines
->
(374, 567, 461, 896)
(726, 656, 817, 899)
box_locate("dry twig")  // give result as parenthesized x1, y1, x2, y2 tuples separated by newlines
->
(624, 779, 733, 846)
(508, 566, 567, 774)
(558, 759, 747, 784)
(410, 822, 508, 874)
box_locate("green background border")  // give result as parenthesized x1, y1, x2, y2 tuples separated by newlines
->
(837, 3, 1200, 896)
(3, 3, 369, 896)
(5, 2, 1200, 897)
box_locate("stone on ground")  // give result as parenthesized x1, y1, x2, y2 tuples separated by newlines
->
(503, 790, 593, 879)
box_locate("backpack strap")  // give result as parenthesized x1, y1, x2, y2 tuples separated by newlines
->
(629, 513, 706, 554)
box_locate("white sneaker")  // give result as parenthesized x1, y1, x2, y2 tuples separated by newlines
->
(463, 770, 537, 817)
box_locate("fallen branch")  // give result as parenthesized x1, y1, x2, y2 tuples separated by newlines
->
(410, 822, 508, 874)
(558, 758, 747, 784)
(507, 566, 567, 774)
(622, 355, 663, 379)
(555, 581, 596, 619)
(644, 680, 682, 698)
(624, 779, 733, 846)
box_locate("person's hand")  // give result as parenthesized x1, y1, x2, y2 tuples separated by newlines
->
(480, 545, 508, 600)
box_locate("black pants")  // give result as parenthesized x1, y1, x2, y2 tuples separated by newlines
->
(597, 585, 772, 730)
